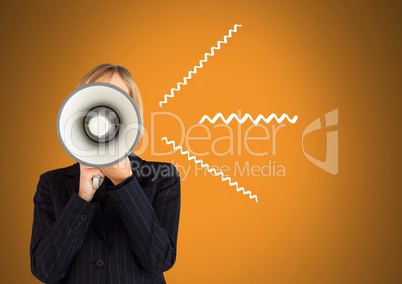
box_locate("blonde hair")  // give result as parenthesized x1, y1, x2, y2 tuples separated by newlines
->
(78, 63, 143, 123)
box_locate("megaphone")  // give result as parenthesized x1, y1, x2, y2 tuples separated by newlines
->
(57, 82, 142, 188)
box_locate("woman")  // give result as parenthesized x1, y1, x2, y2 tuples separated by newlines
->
(30, 64, 181, 283)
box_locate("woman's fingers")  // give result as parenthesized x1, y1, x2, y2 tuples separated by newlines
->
(80, 165, 105, 179)
(78, 164, 106, 201)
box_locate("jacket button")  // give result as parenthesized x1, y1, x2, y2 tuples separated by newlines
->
(96, 259, 105, 267)
(74, 224, 80, 229)
(80, 214, 87, 220)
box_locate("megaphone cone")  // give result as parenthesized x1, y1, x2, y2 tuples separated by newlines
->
(57, 82, 142, 168)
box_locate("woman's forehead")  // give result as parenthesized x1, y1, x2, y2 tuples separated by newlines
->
(95, 72, 130, 94)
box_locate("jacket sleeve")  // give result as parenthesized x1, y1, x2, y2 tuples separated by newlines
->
(30, 173, 95, 283)
(107, 164, 181, 274)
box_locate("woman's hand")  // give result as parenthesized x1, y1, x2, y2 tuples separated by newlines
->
(101, 157, 133, 186)
(78, 165, 105, 202)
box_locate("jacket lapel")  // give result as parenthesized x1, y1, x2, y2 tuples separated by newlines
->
(91, 203, 108, 243)
(103, 197, 118, 231)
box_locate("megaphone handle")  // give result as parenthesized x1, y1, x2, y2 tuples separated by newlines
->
(93, 175, 101, 189)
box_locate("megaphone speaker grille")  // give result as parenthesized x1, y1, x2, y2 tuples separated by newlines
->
(84, 106, 120, 143)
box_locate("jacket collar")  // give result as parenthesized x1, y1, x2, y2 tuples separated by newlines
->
(65, 162, 79, 176)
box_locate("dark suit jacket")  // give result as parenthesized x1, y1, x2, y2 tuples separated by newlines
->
(30, 154, 180, 284)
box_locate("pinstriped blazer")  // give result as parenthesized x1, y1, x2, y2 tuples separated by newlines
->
(30, 154, 180, 283)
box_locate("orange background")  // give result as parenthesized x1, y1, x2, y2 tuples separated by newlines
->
(1, 0, 401, 283)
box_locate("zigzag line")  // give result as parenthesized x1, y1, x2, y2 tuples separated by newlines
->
(162, 137, 258, 203)
(159, 24, 242, 108)
(199, 113, 298, 125)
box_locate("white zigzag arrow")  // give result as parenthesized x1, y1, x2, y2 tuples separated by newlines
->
(159, 24, 242, 107)
(199, 113, 298, 125)
(162, 137, 258, 203)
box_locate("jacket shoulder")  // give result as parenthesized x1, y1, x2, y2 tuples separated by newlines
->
(40, 163, 79, 180)
(129, 155, 180, 187)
